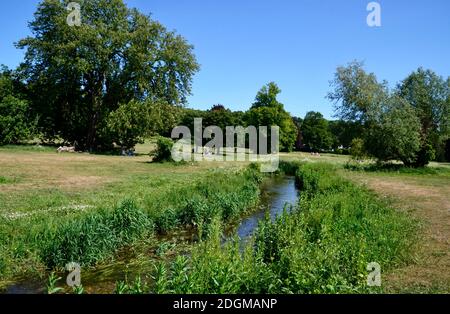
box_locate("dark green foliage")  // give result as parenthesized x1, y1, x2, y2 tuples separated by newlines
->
(152, 137, 174, 162)
(245, 82, 298, 152)
(301, 111, 333, 152)
(329, 120, 363, 150)
(18, 0, 199, 150)
(0, 67, 36, 145)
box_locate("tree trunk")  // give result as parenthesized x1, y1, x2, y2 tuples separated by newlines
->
(86, 74, 104, 152)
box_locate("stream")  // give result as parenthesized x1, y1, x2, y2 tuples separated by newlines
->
(4, 175, 299, 294)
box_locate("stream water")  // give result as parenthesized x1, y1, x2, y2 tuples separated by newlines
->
(4, 175, 299, 294)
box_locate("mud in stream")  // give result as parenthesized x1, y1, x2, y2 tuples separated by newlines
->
(4, 175, 299, 294)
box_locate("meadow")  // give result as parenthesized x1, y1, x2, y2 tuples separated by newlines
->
(0, 145, 449, 293)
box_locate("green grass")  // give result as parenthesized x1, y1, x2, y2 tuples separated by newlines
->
(0, 151, 262, 280)
(135, 162, 419, 294)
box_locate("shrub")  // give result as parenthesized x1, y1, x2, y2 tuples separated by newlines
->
(350, 138, 366, 161)
(152, 137, 174, 162)
(0, 96, 36, 145)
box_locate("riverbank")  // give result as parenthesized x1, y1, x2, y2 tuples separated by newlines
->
(0, 145, 263, 290)
(131, 163, 419, 294)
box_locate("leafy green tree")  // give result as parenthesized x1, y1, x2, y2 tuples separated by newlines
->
(301, 111, 333, 152)
(245, 83, 297, 152)
(328, 120, 364, 150)
(106, 100, 152, 149)
(0, 96, 36, 145)
(349, 138, 366, 161)
(0, 67, 36, 145)
(152, 137, 174, 162)
(18, 0, 199, 151)
(252, 82, 282, 108)
(107, 99, 180, 149)
(327, 61, 388, 124)
(328, 61, 426, 167)
(397, 68, 450, 165)
(204, 105, 242, 130)
(365, 96, 422, 165)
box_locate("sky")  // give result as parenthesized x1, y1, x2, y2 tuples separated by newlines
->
(0, 0, 449, 119)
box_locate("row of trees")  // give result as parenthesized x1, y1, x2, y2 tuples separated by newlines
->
(0, 0, 299, 152)
(296, 63, 450, 166)
(328, 62, 450, 166)
(1, 1, 449, 165)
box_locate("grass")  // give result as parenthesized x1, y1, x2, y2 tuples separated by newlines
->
(0, 145, 261, 283)
(1, 145, 448, 293)
(123, 162, 419, 294)
(342, 163, 450, 293)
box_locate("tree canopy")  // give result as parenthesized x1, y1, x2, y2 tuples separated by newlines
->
(17, 0, 199, 151)
(328, 61, 449, 166)
(301, 111, 333, 152)
(245, 83, 297, 152)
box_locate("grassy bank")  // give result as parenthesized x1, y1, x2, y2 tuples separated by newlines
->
(0, 146, 262, 282)
(125, 162, 419, 294)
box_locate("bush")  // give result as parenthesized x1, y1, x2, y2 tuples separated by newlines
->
(350, 138, 366, 161)
(152, 137, 174, 162)
(0, 96, 36, 145)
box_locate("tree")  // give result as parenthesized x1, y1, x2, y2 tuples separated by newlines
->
(327, 61, 388, 124)
(245, 83, 297, 152)
(329, 120, 363, 151)
(397, 68, 450, 165)
(365, 96, 422, 165)
(0, 96, 36, 145)
(106, 100, 152, 150)
(17, 0, 199, 151)
(251, 82, 282, 109)
(106, 99, 179, 149)
(0, 67, 36, 145)
(328, 61, 426, 167)
(292, 116, 303, 151)
(301, 111, 333, 152)
(349, 138, 366, 161)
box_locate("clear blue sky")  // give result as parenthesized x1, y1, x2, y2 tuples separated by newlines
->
(1, 0, 449, 119)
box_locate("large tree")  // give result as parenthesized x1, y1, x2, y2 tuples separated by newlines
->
(365, 96, 422, 165)
(397, 68, 450, 164)
(328, 61, 427, 166)
(301, 111, 333, 152)
(245, 82, 298, 152)
(17, 0, 199, 151)
(0, 66, 36, 145)
(327, 61, 388, 124)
